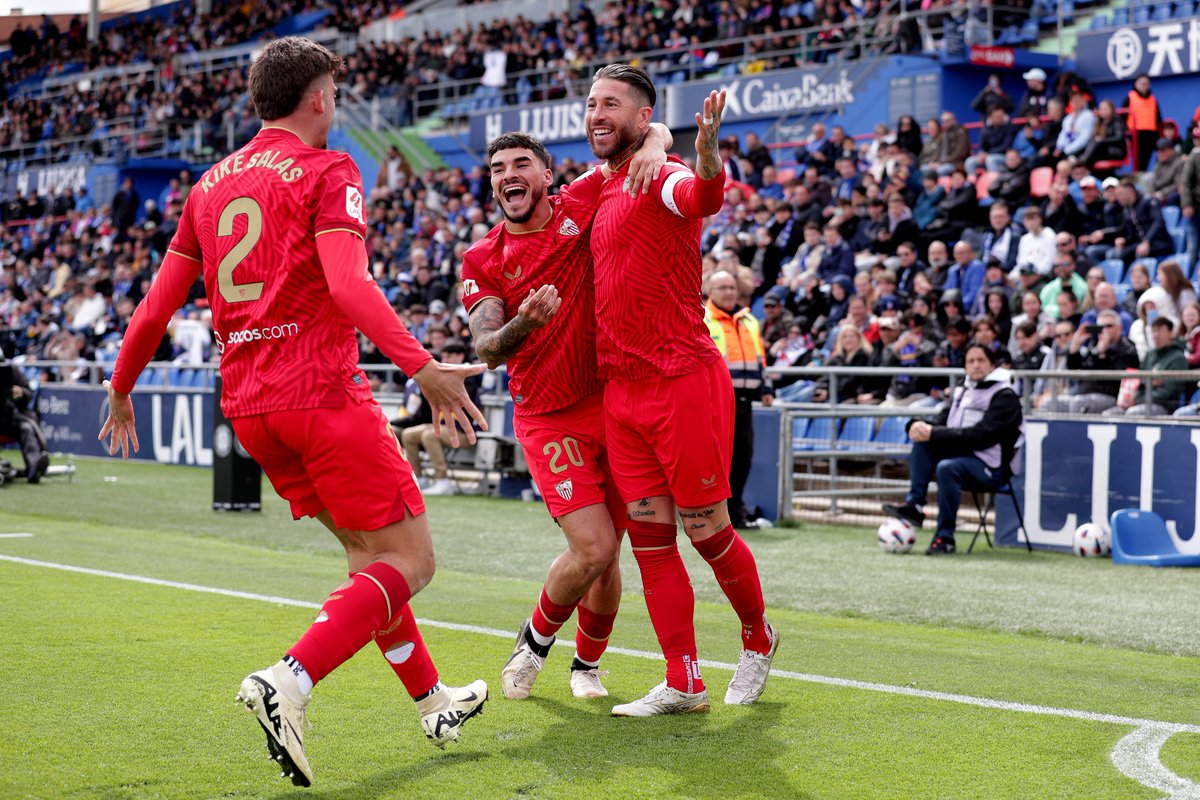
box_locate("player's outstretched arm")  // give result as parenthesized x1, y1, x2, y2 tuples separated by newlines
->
(694, 89, 726, 181)
(625, 123, 674, 196)
(657, 89, 727, 220)
(318, 230, 489, 447)
(100, 249, 201, 458)
(470, 286, 560, 370)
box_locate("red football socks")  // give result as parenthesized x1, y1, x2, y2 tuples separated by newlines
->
(531, 585, 578, 641)
(286, 561, 413, 684)
(574, 606, 617, 666)
(374, 602, 440, 698)
(691, 526, 770, 653)
(627, 519, 703, 694)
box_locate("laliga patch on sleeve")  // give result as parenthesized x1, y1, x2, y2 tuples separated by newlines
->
(345, 185, 364, 224)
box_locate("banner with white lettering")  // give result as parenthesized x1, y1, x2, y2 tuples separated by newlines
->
(469, 100, 661, 151)
(999, 419, 1200, 551)
(663, 64, 863, 129)
(5, 162, 90, 199)
(36, 384, 215, 466)
(1078, 21, 1200, 82)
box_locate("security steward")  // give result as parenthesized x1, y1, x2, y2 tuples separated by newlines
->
(705, 270, 774, 529)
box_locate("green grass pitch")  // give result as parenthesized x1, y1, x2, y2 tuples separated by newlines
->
(0, 451, 1198, 799)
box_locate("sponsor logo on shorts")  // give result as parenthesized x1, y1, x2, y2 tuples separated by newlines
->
(554, 478, 574, 501)
(558, 217, 580, 236)
(701, 473, 717, 487)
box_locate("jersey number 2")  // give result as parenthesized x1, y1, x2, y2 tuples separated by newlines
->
(218, 197, 265, 303)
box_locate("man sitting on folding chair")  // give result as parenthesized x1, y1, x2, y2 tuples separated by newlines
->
(1, 360, 50, 484)
(883, 341, 1024, 555)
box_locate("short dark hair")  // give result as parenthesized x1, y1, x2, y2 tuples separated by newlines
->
(1059, 288, 1078, 305)
(966, 339, 1001, 363)
(948, 316, 972, 335)
(1151, 316, 1175, 331)
(248, 36, 343, 121)
(486, 132, 552, 170)
(592, 64, 657, 108)
(440, 341, 468, 357)
(1016, 320, 1038, 338)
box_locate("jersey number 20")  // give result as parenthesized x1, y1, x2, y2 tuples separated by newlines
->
(218, 197, 265, 303)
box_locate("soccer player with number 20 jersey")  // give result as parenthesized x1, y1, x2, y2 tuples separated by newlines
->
(462, 127, 670, 702)
(585, 65, 780, 717)
(99, 37, 489, 787)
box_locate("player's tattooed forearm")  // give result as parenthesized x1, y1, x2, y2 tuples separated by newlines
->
(470, 298, 536, 369)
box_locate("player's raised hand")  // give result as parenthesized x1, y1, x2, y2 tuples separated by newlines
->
(517, 284, 561, 330)
(413, 360, 490, 447)
(694, 89, 726, 180)
(98, 379, 140, 459)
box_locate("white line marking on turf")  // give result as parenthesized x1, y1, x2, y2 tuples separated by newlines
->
(1, 553, 1196, 798)
(0, 533, 34, 538)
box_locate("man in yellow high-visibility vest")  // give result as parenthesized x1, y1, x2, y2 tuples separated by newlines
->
(704, 271, 774, 528)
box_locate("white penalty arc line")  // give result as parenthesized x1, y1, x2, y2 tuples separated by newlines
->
(0, 533, 35, 538)
(1, 553, 1197, 798)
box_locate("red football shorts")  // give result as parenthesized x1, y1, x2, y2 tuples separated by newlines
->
(514, 391, 626, 526)
(232, 393, 425, 531)
(603, 357, 734, 509)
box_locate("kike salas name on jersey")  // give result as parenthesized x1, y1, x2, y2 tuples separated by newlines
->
(199, 147, 307, 192)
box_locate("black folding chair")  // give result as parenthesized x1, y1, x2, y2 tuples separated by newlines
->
(968, 480, 1032, 554)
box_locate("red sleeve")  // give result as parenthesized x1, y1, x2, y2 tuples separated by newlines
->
(316, 230, 432, 377)
(657, 163, 725, 219)
(314, 154, 369, 239)
(167, 189, 202, 262)
(110, 250, 202, 393)
(459, 236, 504, 313)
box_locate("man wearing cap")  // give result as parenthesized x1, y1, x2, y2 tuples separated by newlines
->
(1181, 126, 1200, 276)
(1017, 68, 1052, 119)
(760, 289, 795, 348)
(1150, 138, 1183, 206)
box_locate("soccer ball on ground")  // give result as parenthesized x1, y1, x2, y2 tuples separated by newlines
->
(878, 518, 917, 553)
(1072, 522, 1110, 557)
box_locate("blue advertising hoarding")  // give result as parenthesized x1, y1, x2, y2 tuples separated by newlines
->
(37, 385, 215, 466)
(469, 99, 660, 151)
(999, 419, 1200, 554)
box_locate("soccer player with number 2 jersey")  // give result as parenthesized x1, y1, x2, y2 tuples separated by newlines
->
(99, 37, 489, 787)
(462, 127, 670, 702)
(585, 65, 780, 717)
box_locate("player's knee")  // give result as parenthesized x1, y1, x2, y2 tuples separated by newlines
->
(575, 537, 617, 578)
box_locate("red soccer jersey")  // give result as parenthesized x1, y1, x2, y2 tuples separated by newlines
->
(165, 127, 378, 417)
(460, 173, 604, 416)
(590, 156, 725, 381)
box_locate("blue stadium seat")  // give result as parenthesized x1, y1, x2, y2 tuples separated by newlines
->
(791, 417, 810, 450)
(1089, 12, 1108, 28)
(1101, 258, 1126, 285)
(1133, 5, 1152, 23)
(1113, 283, 1132, 303)
(838, 417, 875, 450)
(1172, 230, 1187, 255)
(797, 417, 835, 450)
(1162, 205, 1182, 231)
(1152, 2, 1173, 19)
(1111, 508, 1200, 567)
(1113, 7, 1129, 23)
(1178, 0, 1197, 15)
(874, 416, 911, 447)
(1133, 257, 1159, 284)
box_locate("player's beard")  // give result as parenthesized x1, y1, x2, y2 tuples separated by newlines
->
(499, 181, 545, 225)
(588, 117, 638, 162)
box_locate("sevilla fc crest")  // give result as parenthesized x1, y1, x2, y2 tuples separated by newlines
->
(554, 478, 574, 501)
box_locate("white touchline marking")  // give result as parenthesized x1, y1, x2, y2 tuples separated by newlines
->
(0, 553, 1196, 797)
(0, 533, 34, 538)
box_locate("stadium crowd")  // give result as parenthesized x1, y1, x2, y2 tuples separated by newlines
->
(4, 3, 1199, 419)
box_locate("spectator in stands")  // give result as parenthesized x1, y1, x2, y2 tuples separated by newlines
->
(1158, 260, 1198, 323)
(1047, 309, 1139, 413)
(1104, 316, 1188, 417)
(760, 290, 795, 349)
(1123, 74, 1163, 172)
(972, 262, 1011, 317)
(1036, 98, 1067, 168)
(924, 167, 976, 244)
(1182, 127, 1200, 275)
(970, 73, 1014, 120)
(1016, 207, 1056, 277)
(990, 149, 1031, 208)
(790, 272, 830, 336)
(785, 222, 825, 283)
(1130, 286, 1171, 360)
(1017, 68, 1052, 119)
(967, 107, 1017, 175)
(934, 316, 972, 375)
(817, 224, 855, 284)
(110, 178, 139, 240)
(824, 275, 854, 339)
(854, 272, 879, 313)
(1122, 262, 1152, 320)
(971, 317, 1011, 365)
(1009, 289, 1054, 346)
(1014, 114, 1046, 162)
(894, 240, 925, 297)
(945, 240, 984, 311)
(1040, 255, 1089, 318)
(770, 203, 805, 258)
(1149, 139, 1183, 207)
(797, 122, 832, 173)
(918, 117, 943, 173)
(1055, 90, 1096, 162)
(744, 132, 774, 179)
(770, 322, 817, 401)
(1033, 318, 1075, 408)
(1011, 320, 1049, 374)
(1080, 176, 1125, 264)
(883, 340, 1023, 556)
(1080, 99, 1127, 170)
(877, 311, 938, 406)
(934, 111, 970, 175)
(812, 324, 873, 403)
(873, 194, 918, 257)
(976, 202, 1022, 275)
(924, 240, 951, 292)
(896, 115, 923, 158)
(1042, 181, 1083, 239)
(1080, 282, 1133, 336)
(1057, 288, 1084, 328)
(1113, 178, 1174, 266)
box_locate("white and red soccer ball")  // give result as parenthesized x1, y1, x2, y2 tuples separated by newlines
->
(1072, 522, 1110, 558)
(878, 519, 917, 554)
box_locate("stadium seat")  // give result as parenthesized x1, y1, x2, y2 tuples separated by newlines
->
(1133, 5, 1151, 22)
(799, 417, 835, 450)
(1110, 508, 1200, 567)
(1114, 283, 1132, 303)
(1101, 258, 1126, 284)
(1178, 0, 1197, 16)
(1112, 8, 1129, 24)
(874, 416, 911, 447)
(1089, 12, 1108, 28)
(975, 171, 998, 201)
(1162, 205, 1181, 231)
(1171, 230, 1187, 255)
(1029, 167, 1053, 198)
(791, 416, 811, 450)
(1133, 257, 1159, 284)
(1152, 2, 1172, 19)
(838, 417, 874, 450)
